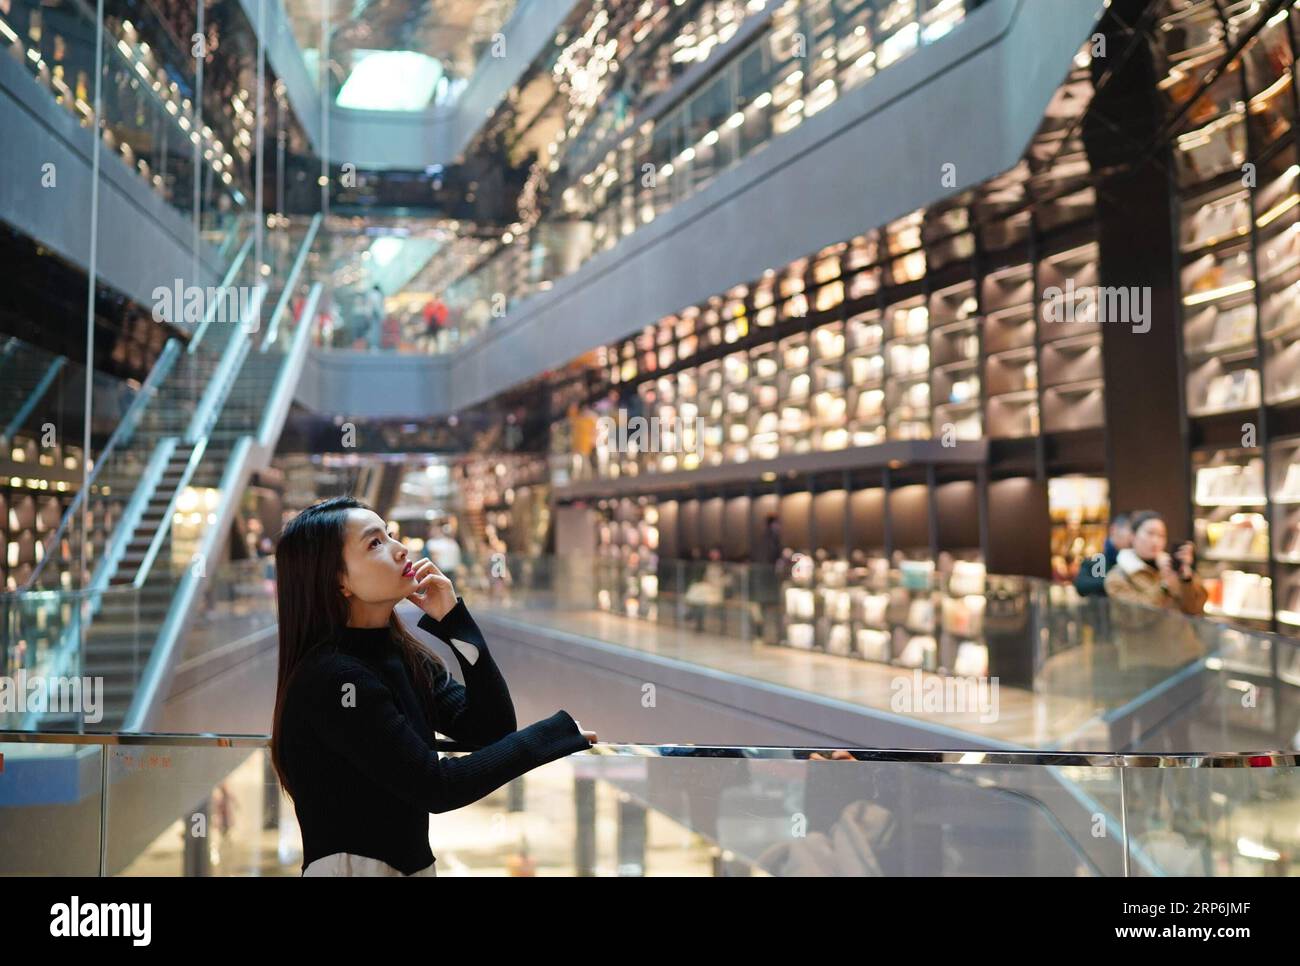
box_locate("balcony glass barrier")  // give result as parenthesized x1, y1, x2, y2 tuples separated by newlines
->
(306, 2, 981, 356)
(0, 0, 253, 232)
(0, 732, 1294, 876)
(0, 559, 274, 732)
(402, 0, 978, 352)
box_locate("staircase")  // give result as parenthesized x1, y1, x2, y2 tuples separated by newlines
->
(80, 573, 175, 729)
(8, 215, 324, 731)
(109, 442, 200, 587)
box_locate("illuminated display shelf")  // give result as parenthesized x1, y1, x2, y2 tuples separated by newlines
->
(1160, 0, 1300, 630)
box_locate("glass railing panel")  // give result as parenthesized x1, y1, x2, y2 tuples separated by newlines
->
(1121, 757, 1300, 876)
(7, 734, 1293, 876)
(0, 338, 66, 439)
(0, 740, 105, 874)
(450, 553, 1300, 753)
(105, 740, 266, 875)
(581, 752, 1127, 876)
(0, 581, 171, 731)
(2, 562, 274, 733)
(0, 0, 250, 230)
(173, 559, 278, 664)
(1, 587, 87, 698)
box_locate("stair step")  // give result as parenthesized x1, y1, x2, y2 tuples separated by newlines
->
(95, 609, 169, 624)
(78, 662, 139, 680)
(82, 662, 144, 678)
(85, 623, 152, 638)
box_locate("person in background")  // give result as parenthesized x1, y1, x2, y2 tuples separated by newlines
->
(684, 547, 728, 632)
(423, 296, 448, 340)
(1073, 512, 1132, 597)
(425, 524, 463, 585)
(568, 402, 597, 479)
(1104, 510, 1206, 616)
(753, 515, 783, 643)
(365, 285, 385, 351)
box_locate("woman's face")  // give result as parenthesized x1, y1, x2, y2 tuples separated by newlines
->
(1132, 517, 1168, 560)
(339, 508, 419, 605)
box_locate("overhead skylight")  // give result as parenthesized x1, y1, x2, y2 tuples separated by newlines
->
(368, 236, 406, 267)
(336, 50, 443, 111)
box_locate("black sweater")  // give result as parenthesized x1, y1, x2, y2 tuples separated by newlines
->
(279, 597, 591, 874)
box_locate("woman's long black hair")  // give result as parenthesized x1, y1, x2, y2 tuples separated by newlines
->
(270, 496, 446, 798)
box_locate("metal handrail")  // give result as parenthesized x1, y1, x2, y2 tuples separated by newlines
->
(184, 288, 265, 443)
(188, 235, 255, 354)
(0, 729, 1295, 767)
(258, 283, 322, 448)
(19, 339, 183, 592)
(261, 213, 323, 351)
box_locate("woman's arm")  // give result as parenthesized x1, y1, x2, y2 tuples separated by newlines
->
(1176, 573, 1208, 616)
(301, 653, 590, 814)
(416, 597, 517, 746)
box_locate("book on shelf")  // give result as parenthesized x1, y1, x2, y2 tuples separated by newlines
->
(856, 628, 890, 662)
(1205, 569, 1272, 617)
(1195, 458, 1265, 503)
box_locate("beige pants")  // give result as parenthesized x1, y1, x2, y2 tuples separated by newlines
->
(302, 852, 437, 877)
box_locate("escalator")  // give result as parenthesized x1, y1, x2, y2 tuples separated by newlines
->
(4, 216, 324, 731)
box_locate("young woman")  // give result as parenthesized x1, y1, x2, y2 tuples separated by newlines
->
(1103, 510, 1207, 616)
(271, 496, 595, 877)
(1103, 509, 1207, 672)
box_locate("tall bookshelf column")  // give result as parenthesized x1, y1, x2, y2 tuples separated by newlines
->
(1083, 0, 1191, 534)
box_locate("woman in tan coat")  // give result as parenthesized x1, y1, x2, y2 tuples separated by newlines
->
(1103, 511, 1207, 615)
(1103, 510, 1208, 672)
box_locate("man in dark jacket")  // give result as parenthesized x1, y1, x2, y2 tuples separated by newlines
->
(1073, 512, 1132, 596)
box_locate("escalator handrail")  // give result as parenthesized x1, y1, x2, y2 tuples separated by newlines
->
(188, 235, 255, 355)
(260, 213, 323, 352)
(258, 283, 322, 449)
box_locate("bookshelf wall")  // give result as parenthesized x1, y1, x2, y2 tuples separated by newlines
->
(1, 433, 83, 592)
(1160, 0, 1300, 629)
(550, 50, 1111, 616)
(541, 10, 1300, 639)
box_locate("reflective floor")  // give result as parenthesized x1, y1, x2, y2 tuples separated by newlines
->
(478, 603, 1110, 749)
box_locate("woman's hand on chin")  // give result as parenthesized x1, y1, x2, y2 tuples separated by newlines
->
(406, 558, 457, 621)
